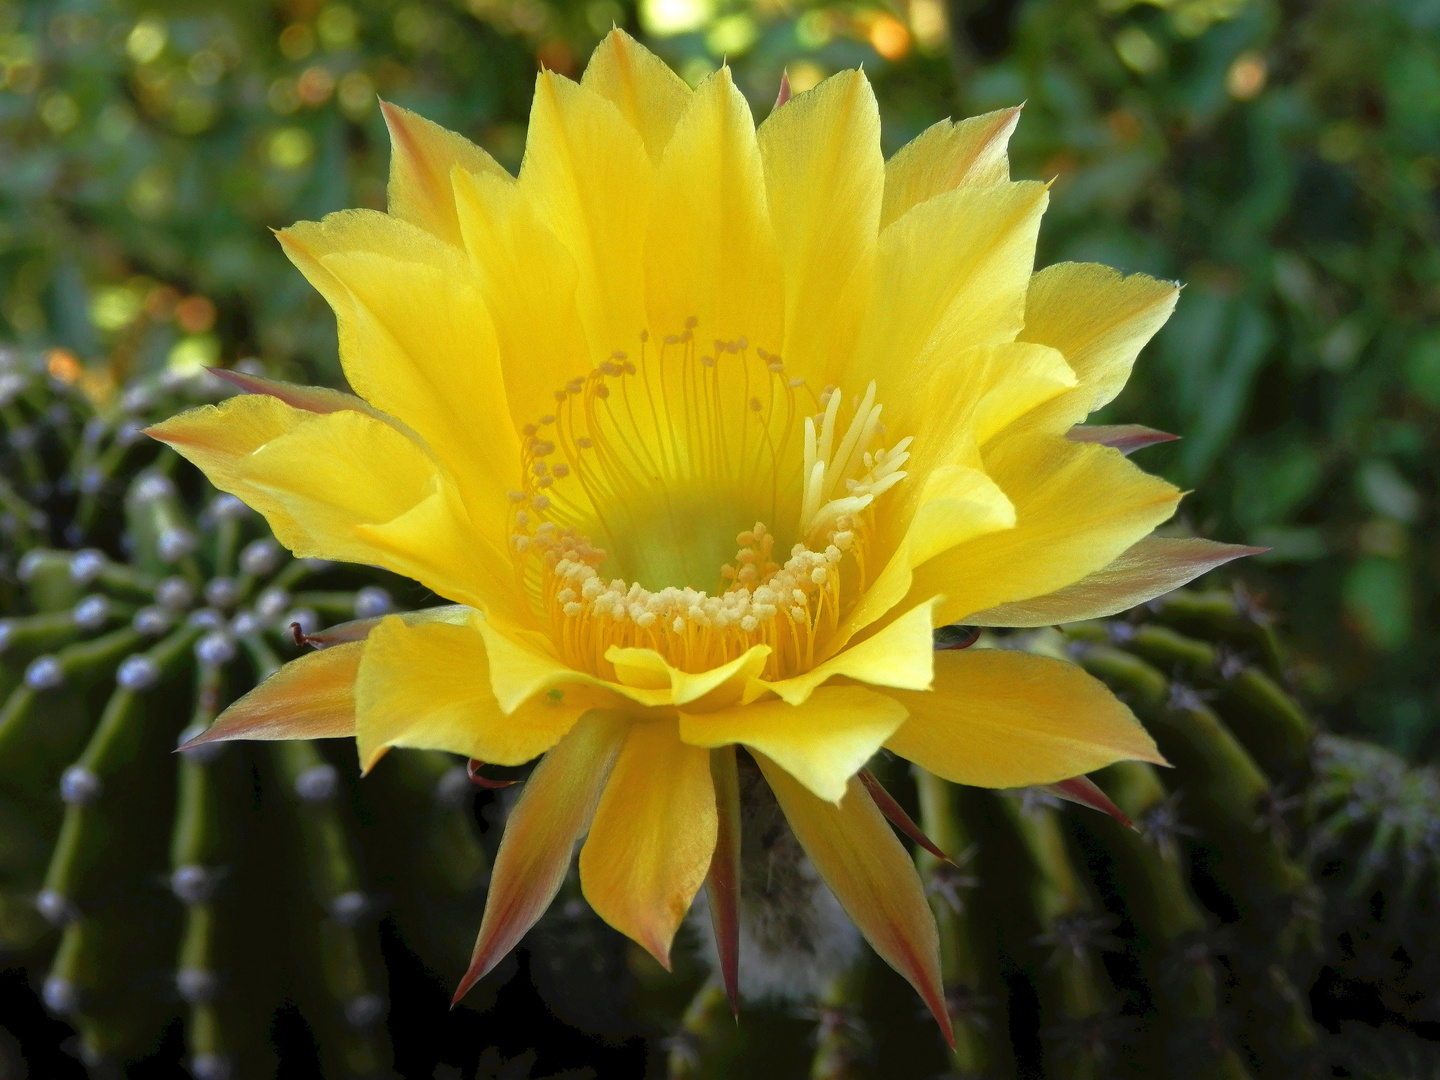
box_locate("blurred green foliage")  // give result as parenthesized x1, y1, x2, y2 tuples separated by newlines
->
(1, 0, 1436, 753)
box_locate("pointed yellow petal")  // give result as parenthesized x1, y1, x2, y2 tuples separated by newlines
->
(455, 711, 630, 1002)
(755, 756, 952, 1045)
(278, 206, 447, 268)
(581, 29, 691, 164)
(1015, 263, 1180, 434)
(880, 107, 1021, 228)
(180, 642, 363, 748)
(208, 406, 515, 620)
(147, 393, 358, 546)
(886, 649, 1164, 787)
(847, 181, 1049, 412)
(646, 66, 783, 348)
(579, 721, 717, 967)
(969, 535, 1264, 627)
(353, 612, 613, 773)
(757, 69, 883, 383)
(752, 598, 939, 707)
(916, 434, 1180, 627)
(381, 101, 511, 246)
(453, 166, 596, 435)
(680, 685, 907, 803)
(315, 248, 519, 528)
(276, 211, 510, 467)
(520, 71, 653, 354)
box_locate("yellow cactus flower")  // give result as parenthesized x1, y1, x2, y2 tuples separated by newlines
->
(150, 31, 1257, 1041)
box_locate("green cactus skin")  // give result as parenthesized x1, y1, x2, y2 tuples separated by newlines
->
(0, 351, 491, 1078)
(1309, 736, 1440, 1077)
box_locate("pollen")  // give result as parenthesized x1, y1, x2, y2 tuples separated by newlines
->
(506, 322, 910, 681)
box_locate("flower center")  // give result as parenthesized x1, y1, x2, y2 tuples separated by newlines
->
(507, 322, 910, 681)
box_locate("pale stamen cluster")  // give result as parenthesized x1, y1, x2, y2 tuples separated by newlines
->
(801, 381, 912, 538)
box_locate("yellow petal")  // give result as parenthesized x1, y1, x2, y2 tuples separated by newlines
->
(605, 643, 770, 708)
(353, 612, 613, 772)
(680, 685, 907, 803)
(381, 101, 512, 246)
(453, 166, 596, 436)
(579, 720, 717, 967)
(872, 342, 1074, 581)
(755, 757, 952, 1045)
(587, 29, 694, 162)
(752, 598, 939, 707)
(354, 485, 533, 634)
(847, 181, 1049, 413)
(1015, 262, 1180, 434)
(971, 342, 1077, 445)
(224, 407, 517, 620)
(146, 393, 312, 543)
(885, 648, 1165, 786)
(315, 248, 519, 529)
(915, 433, 1180, 627)
(520, 71, 652, 353)
(581, 29, 691, 164)
(179, 641, 363, 749)
(645, 66, 783, 349)
(828, 465, 1015, 654)
(276, 211, 505, 466)
(454, 711, 630, 1003)
(757, 69, 882, 384)
(969, 535, 1264, 627)
(880, 107, 1021, 228)
(473, 615, 672, 712)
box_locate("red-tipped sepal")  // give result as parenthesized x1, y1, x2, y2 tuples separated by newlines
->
(1044, 775, 1134, 830)
(858, 768, 957, 867)
(207, 367, 375, 416)
(452, 712, 628, 1005)
(774, 70, 792, 109)
(706, 746, 743, 1017)
(176, 643, 363, 750)
(1067, 424, 1179, 455)
(755, 754, 954, 1048)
